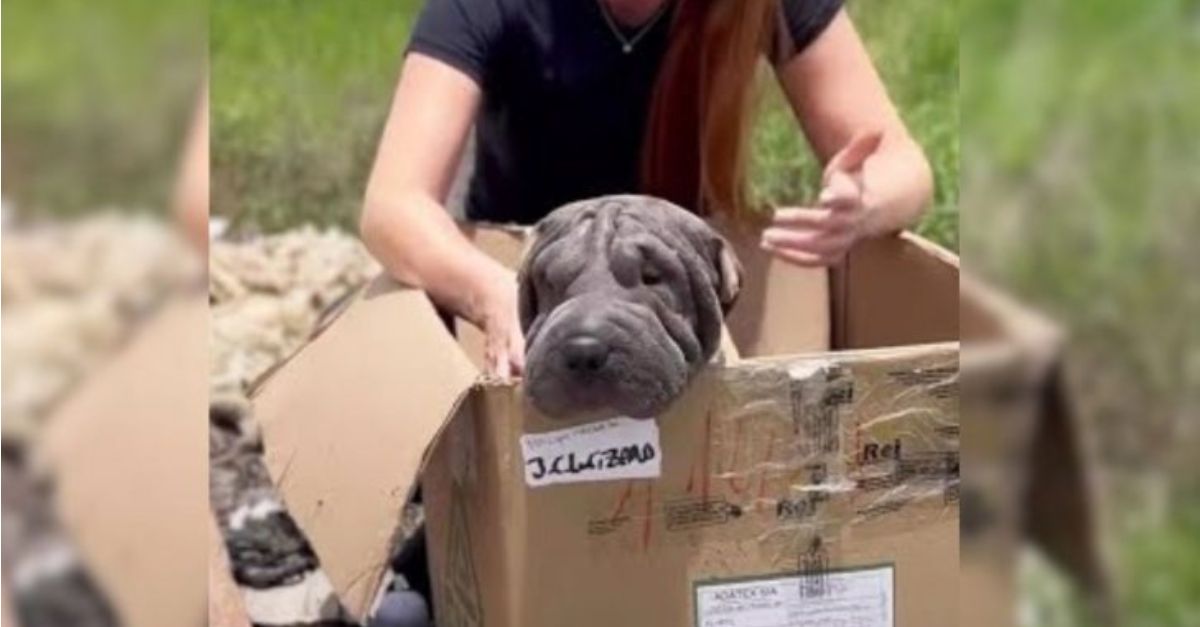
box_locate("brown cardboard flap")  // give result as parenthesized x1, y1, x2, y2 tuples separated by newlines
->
(252, 276, 479, 620)
(38, 294, 209, 627)
(960, 275, 1114, 620)
(459, 222, 532, 270)
(1024, 359, 1115, 618)
(713, 218, 830, 357)
(961, 275, 1061, 352)
(837, 232, 959, 350)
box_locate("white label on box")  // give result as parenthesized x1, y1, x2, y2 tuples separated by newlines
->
(520, 417, 661, 487)
(695, 566, 894, 627)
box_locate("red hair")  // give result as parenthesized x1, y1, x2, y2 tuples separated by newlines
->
(641, 0, 777, 218)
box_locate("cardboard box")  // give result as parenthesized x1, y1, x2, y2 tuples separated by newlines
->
(959, 279, 1114, 626)
(253, 227, 961, 626)
(37, 294, 210, 627)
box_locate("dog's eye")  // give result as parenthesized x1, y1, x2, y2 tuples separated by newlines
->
(641, 265, 663, 286)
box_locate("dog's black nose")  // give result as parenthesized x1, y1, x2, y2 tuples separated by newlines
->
(563, 336, 610, 373)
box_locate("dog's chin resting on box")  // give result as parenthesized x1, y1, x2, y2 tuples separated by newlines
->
(519, 195, 742, 420)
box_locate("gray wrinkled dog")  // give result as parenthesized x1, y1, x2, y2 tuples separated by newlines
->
(519, 195, 742, 419)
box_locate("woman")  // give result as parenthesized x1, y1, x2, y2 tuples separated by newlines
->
(361, 0, 932, 379)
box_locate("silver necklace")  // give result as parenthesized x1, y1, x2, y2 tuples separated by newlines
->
(597, 0, 671, 54)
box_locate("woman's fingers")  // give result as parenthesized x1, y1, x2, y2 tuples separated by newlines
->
(763, 228, 853, 255)
(819, 170, 860, 209)
(487, 345, 511, 379)
(823, 130, 884, 182)
(761, 242, 841, 268)
(485, 329, 525, 379)
(772, 208, 833, 228)
(508, 328, 527, 375)
(766, 213, 854, 239)
(765, 133, 877, 270)
(775, 175, 860, 230)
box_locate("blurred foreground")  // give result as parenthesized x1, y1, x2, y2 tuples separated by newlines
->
(963, 0, 1200, 624)
(2, 0, 207, 624)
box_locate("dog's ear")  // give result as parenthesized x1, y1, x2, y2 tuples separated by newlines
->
(517, 210, 571, 332)
(714, 236, 743, 314)
(516, 233, 541, 333)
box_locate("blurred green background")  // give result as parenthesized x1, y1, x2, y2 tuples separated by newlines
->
(1, 0, 204, 216)
(963, 0, 1200, 625)
(209, 0, 958, 247)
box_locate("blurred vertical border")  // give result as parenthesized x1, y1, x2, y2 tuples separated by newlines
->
(3, 0, 209, 625)
(962, 0, 1200, 624)
(2, 0, 206, 217)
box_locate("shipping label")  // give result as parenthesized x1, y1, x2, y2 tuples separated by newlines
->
(520, 417, 661, 487)
(694, 565, 894, 627)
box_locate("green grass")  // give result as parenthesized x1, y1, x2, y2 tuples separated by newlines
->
(210, 0, 959, 248)
(753, 0, 959, 248)
(964, 0, 1200, 624)
(2, 0, 204, 215)
(211, 0, 417, 231)
(1020, 506, 1200, 627)
(962, 0, 1200, 462)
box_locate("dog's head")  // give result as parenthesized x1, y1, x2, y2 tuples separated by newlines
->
(519, 195, 742, 419)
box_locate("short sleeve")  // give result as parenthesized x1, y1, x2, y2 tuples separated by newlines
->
(771, 0, 844, 63)
(407, 0, 506, 85)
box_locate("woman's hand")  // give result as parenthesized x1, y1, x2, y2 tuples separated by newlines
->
(474, 270, 526, 380)
(762, 131, 882, 268)
(769, 9, 935, 264)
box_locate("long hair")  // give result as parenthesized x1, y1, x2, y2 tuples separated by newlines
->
(641, 0, 777, 218)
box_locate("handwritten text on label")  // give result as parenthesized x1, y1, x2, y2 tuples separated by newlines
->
(520, 418, 661, 487)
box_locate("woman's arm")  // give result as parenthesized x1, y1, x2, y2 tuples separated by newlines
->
(361, 54, 524, 376)
(765, 9, 933, 266)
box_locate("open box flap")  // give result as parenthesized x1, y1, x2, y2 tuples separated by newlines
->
(37, 294, 209, 627)
(711, 217, 831, 356)
(961, 276, 1114, 617)
(1025, 358, 1116, 620)
(252, 276, 480, 620)
(835, 232, 959, 350)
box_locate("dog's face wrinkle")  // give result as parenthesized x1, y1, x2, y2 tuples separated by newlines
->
(647, 215, 729, 356)
(615, 217, 703, 318)
(638, 225, 720, 355)
(524, 298, 687, 417)
(529, 232, 591, 311)
(616, 237, 690, 316)
(566, 303, 687, 416)
(520, 195, 741, 419)
(526, 205, 711, 357)
(523, 294, 569, 348)
(606, 301, 688, 369)
(643, 296, 702, 365)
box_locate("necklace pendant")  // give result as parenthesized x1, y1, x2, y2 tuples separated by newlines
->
(623, 43, 633, 54)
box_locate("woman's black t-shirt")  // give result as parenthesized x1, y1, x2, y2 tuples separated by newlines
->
(408, 0, 843, 224)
